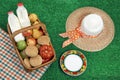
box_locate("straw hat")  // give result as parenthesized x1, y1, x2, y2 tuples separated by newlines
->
(66, 7, 115, 52)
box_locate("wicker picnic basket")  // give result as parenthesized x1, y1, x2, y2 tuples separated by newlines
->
(7, 17, 56, 71)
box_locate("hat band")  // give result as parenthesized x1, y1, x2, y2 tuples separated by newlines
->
(59, 26, 98, 48)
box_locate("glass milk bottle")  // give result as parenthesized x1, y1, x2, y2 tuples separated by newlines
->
(16, 3, 31, 28)
(8, 11, 25, 42)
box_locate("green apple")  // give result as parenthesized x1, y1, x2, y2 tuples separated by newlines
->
(17, 40, 27, 51)
(20, 50, 28, 59)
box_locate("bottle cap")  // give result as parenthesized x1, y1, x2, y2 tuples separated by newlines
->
(8, 11, 13, 14)
(18, 2, 23, 6)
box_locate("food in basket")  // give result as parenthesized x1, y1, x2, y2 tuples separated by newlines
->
(37, 36, 50, 45)
(40, 45, 54, 60)
(30, 55, 42, 67)
(25, 45, 38, 57)
(27, 37, 36, 46)
(39, 29, 44, 36)
(20, 50, 27, 59)
(33, 29, 42, 39)
(17, 40, 27, 51)
(33, 21, 39, 25)
(29, 13, 38, 23)
(24, 58, 31, 68)
(36, 44, 41, 49)
(22, 29, 33, 37)
(42, 59, 50, 64)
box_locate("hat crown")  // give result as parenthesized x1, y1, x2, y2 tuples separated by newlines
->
(81, 14, 104, 36)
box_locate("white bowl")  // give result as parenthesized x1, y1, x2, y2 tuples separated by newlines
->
(81, 14, 104, 36)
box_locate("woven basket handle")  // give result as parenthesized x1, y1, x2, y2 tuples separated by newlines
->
(8, 23, 47, 39)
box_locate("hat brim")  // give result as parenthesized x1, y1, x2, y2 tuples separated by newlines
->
(66, 7, 115, 52)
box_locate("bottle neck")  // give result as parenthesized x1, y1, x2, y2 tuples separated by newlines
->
(18, 5, 24, 8)
(8, 13, 14, 16)
(8, 11, 14, 15)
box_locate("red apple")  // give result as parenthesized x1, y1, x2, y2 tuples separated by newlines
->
(22, 29, 33, 37)
(27, 38, 36, 46)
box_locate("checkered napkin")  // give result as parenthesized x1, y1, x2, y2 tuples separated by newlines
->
(0, 28, 50, 80)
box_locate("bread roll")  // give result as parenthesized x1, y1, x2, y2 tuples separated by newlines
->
(25, 45, 38, 57)
(30, 55, 42, 67)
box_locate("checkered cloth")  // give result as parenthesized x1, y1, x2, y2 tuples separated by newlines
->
(0, 28, 50, 80)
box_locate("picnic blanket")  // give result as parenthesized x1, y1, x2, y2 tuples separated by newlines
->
(0, 28, 50, 80)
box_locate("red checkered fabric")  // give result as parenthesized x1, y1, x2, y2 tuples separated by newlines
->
(0, 28, 50, 80)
